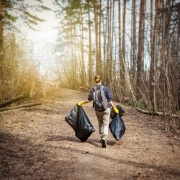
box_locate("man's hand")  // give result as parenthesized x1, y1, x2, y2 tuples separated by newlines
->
(113, 107, 119, 114)
(78, 101, 84, 106)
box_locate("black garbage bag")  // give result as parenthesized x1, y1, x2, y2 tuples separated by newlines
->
(109, 114, 126, 141)
(75, 106, 95, 142)
(65, 105, 78, 131)
(65, 105, 95, 142)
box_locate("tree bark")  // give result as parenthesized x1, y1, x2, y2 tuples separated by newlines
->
(108, 0, 112, 83)
(0, 0, 2, 50)
(0, 0, 3, 80)
(0, 95, 26, 108)
(131, 0, 136, 85)
(93, 0, 99, 75)
(80, 86, 89, 92)
(88, 1, 93, 85)
(118, 0, 121, 72)
(137, 0, 146, 99)
(0, 102, 42, 112)
(105, 0, 110, 86)
(80, 6, 85, 86)
(98, 0, 102, 75)
(118, 0, 122, 96)
(152, 0, 161, 111)
(120, 0, 126, 87)
(136, 107, 178, 118)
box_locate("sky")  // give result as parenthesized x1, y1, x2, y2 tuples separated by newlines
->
(24, 0, 59, 42)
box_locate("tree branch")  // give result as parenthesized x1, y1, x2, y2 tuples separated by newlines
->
(0, 95, 26, 108)
(80, 86, 90, 92)
(0, 102, 42, 112)
(136, 107, 178, 118)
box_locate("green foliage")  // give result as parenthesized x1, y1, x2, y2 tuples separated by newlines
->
(127, 100, 146, 110)
(24, 11, 44, 22)
(36, 0, 43, 3)
(126, 100, 146, 110)
(39, 5, 52, 11)
(137, 101, 146, 110)
(86, 20, 93, 25)
(2, 0, 14, 9)
(4, 11, 17, 22)
(70, 0, 81, 9)
(2, 0, 51, 32)
(127, 101, 134, 107)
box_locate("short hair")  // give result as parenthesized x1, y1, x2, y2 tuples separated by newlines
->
(94, 75, 101, 83)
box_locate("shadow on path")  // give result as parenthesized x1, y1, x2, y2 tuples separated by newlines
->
(46, 135, 116, 148)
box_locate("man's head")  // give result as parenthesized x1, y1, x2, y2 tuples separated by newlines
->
(94, 75, 102, 84)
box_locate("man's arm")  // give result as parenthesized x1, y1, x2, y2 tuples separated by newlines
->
(109, 101, 119, 113)
(78, 100, 91, 106)
(80, 100, 91, 105)
(78, 88, 93, 106)
(109, 101, 115, 108)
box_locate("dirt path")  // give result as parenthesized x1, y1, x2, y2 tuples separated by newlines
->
(0, 88, 180, 180)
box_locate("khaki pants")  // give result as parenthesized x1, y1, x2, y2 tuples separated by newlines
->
(95, 108, 110, 139)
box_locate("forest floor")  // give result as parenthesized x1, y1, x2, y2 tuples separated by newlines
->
(0, 88, 180, 180)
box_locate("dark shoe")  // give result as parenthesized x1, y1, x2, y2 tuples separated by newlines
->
(102, 138, 107, 148)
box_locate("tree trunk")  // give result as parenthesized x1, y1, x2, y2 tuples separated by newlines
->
(118, 0, 121, 71)
(112, 0, 115, 77)
(163, 0, 173, 131)
(0, 0, 3, 80)
(131, 0, 136, 85)
(0, 95, 26, 108)
(120, 0, 126, 88)
(149, 0, 154, 110)
(80, 7, 85, 86)
(93, 0, 99, 75)
(0, 0, 2, 52)
(98, 0, 102, 76)
(106, 0, 110, 86)
(88, 1, 93, 85)
(108, 0, 112, 83)
(70, 13, 76, 89)
(0, 102, 42, 112)
(102, 0, 107, 84)
(136, 107, 178, 118)
(137, 0, 146, 99)
(150, 0, 161, 111)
